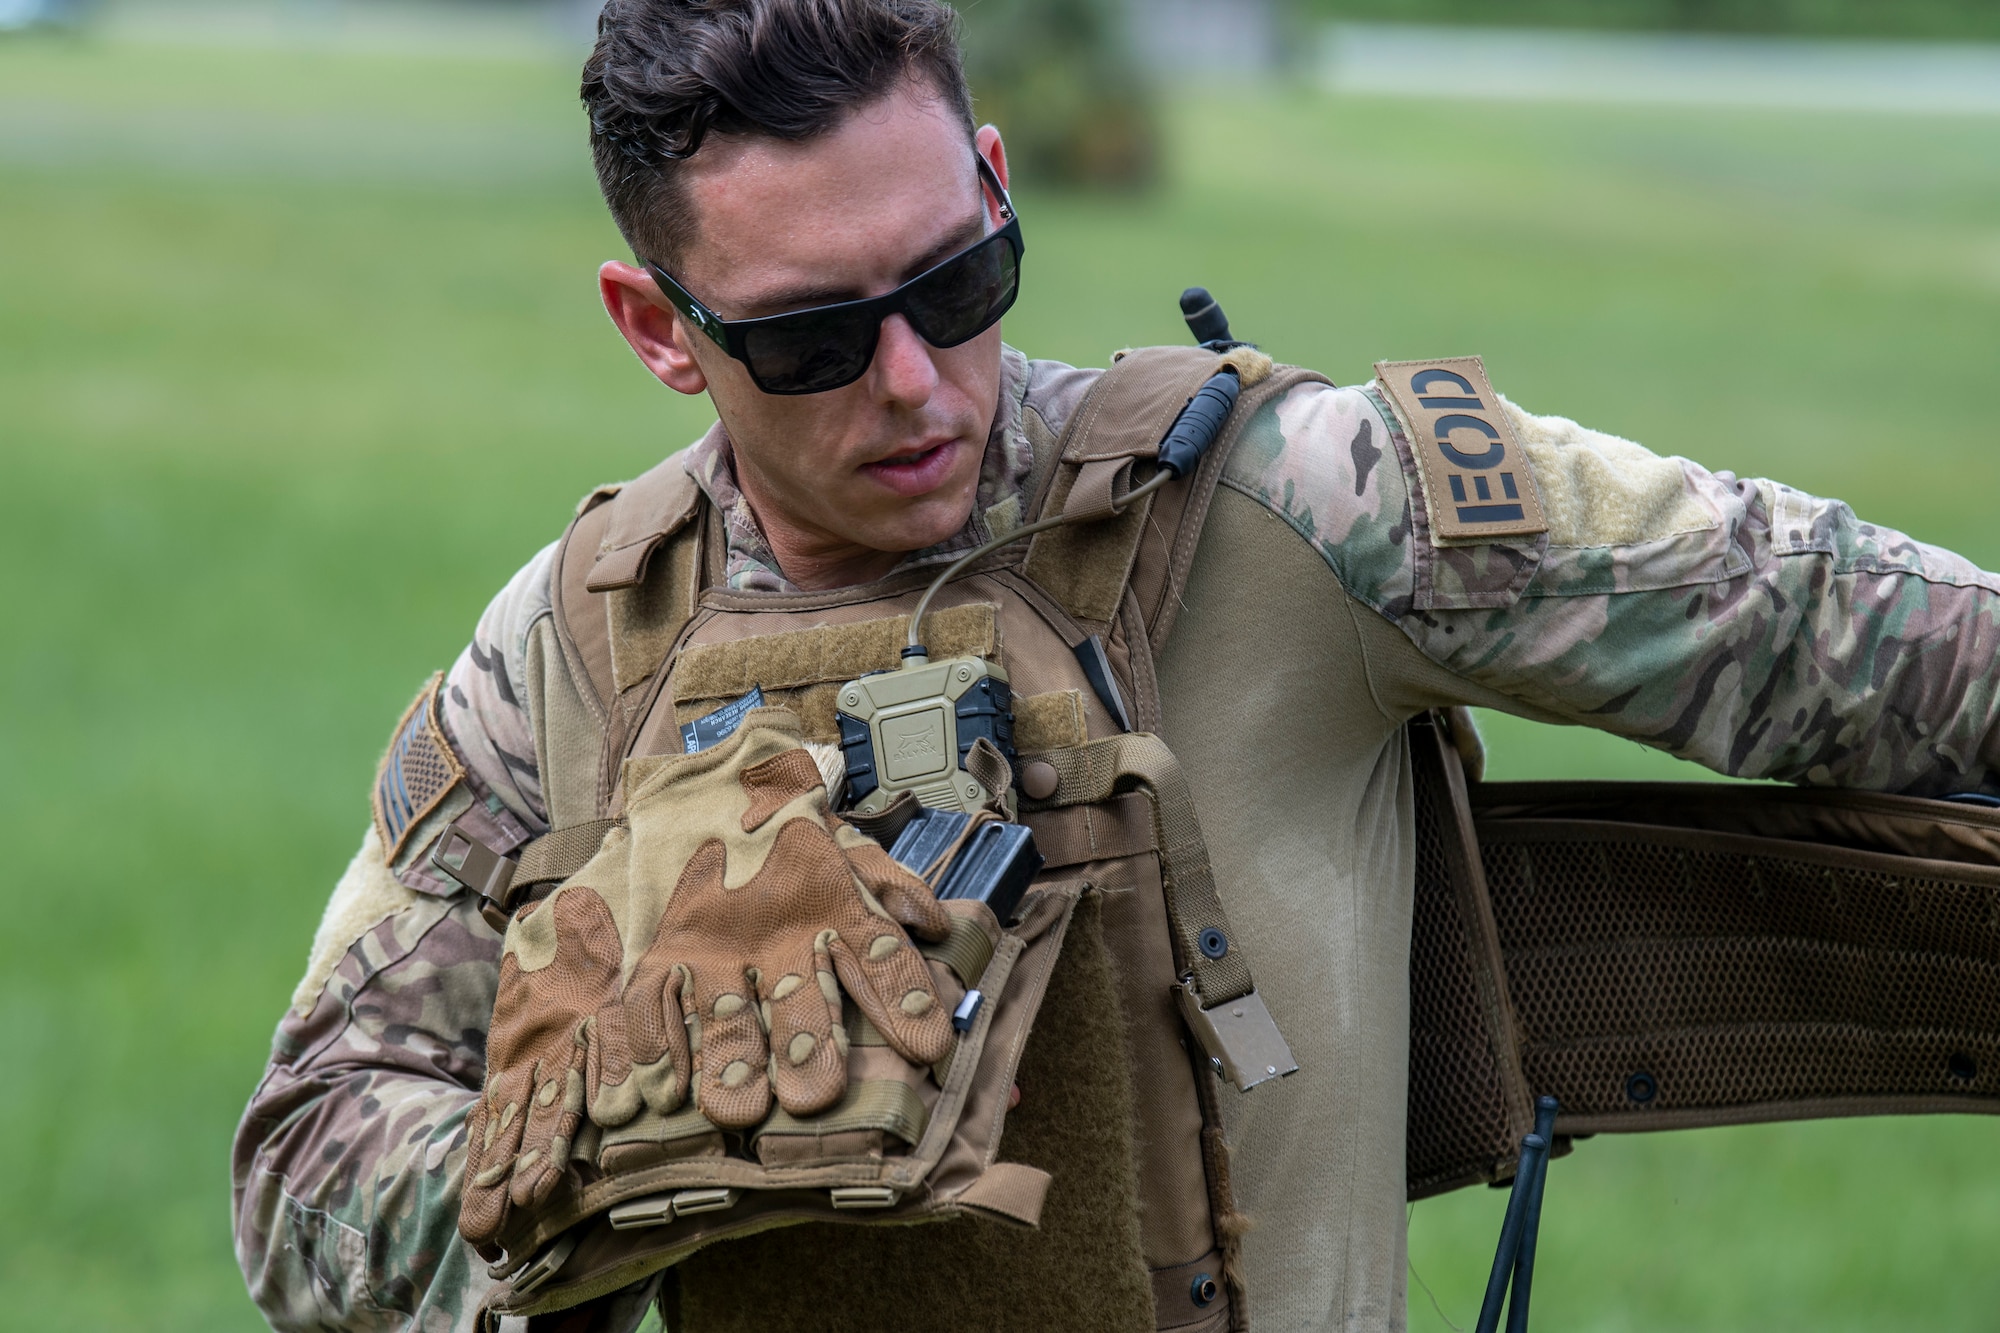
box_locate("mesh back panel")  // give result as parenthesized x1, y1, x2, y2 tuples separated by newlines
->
(1406, 759, 2000, 1196)
(1406, 721, 1524, 1198)
(1481, 820, 2000, 1129)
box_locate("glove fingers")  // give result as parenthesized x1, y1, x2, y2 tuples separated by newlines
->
(459, 1070, 529, 1247)
(644, 963, 694, 1115)
(618, 946, 691, 1115)
(760, 943, 847, 1117)
(842, 833, 953, 941)
(510, 1029, 588, 1210)
(690, 971, 771, 1130)
(586, 1000, 641, 1129)
(825, 932, 954, 1067)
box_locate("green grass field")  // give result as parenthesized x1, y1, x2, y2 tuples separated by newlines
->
(4, 27, 2000, 1331)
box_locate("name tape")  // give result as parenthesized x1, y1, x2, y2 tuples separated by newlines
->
(1374, 356, 1547, 544)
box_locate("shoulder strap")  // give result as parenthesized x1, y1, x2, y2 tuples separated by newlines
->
(1019, 345, 1331, 718)
(549, 446, 709, 815)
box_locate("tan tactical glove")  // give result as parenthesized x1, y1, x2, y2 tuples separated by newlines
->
(459, 709, 955, 1252)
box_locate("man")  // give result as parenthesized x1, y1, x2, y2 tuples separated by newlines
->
(231, 0, 2000, 1329)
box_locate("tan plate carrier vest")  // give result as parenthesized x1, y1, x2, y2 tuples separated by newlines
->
(476, 344, 2000, 1324)
(480, 346, 1316, 1328)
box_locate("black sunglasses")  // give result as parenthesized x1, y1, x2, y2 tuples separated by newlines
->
(646, 155, 1025, 395)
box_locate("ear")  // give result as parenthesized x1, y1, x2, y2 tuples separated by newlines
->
(600, 261, 709, 396)
(975, 124, 1009, 220)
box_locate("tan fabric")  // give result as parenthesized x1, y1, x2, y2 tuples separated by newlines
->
(956, 1159, 1055, 1225)
(1153, 487, 1561, 1330)
(1023, 733, 1254, 1009)
(525, 617, 605, 835)
(608, 507, 705, 695)
(1155, 488, 1615, 1330)
(1155, 489, 1417, 1329)
(1024, 346, 1241, 627)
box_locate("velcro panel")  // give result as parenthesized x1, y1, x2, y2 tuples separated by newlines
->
(1014, 689, 1089, 753)
(1022, 495, 1154, 627)
(668, 893, 1157, 1333)
(675, 602, 998, 701)
(672, 603, 999, 744)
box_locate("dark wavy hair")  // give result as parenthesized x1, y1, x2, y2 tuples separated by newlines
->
(583, 0, 977, 268)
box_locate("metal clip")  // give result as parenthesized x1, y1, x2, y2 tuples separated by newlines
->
(430, 818, 519, 929)
(1175, 977, 1299, 1092)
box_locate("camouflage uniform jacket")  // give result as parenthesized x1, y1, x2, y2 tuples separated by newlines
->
(233, 344, 2000, 1332)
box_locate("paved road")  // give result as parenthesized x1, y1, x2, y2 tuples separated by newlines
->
(1324, 24, 2000, 115)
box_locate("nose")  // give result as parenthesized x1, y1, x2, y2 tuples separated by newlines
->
(867, 313, 939, 410)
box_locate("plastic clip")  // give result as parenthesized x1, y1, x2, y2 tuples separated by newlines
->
(430, 818, 519, 931)
(829, 1185, 899, 1210)
(506, 1231, 580, 1298)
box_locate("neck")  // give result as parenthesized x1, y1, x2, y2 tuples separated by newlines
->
(732, 471, 904, 591)
(764, 523, 905, 591)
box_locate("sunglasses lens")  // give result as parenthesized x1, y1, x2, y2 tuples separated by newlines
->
(733, 225, 1022, 394)
(740, 306, 881, 395)
(903, 233, 1020, 349)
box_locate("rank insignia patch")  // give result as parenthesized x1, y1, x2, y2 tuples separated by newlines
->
(1375, 356, 1548, 544)
(372, 672, 466, 865)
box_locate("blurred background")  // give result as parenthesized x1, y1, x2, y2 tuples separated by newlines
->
(4, 0, 1999, 1327)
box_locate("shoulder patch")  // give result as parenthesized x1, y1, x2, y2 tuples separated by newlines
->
(371, 673, 466, 866)
(1374, 356, 1548, 544)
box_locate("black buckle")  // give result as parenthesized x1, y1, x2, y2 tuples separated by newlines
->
(430, 818, 519, 930)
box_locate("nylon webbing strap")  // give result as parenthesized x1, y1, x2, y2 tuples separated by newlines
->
(512, 819, 622, 893)
(753, 1078, 930, 1147)
(923, 913, 998, 988)
(1031, 734, 1254, 1006)
(1023, 346, 1228, 628)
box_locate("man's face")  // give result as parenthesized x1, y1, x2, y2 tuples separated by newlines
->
(603, 82, 1008, 578)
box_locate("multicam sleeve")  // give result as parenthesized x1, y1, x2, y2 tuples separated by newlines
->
(439, 541, 558, 832)
(231, 828, 504, 1331)
(1222, 375, 2000, 794)
(231, 546, 591, 1332)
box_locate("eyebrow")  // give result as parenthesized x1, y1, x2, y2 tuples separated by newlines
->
(730, 209, 988, 319)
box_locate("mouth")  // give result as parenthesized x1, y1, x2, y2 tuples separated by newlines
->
(859, 437, 964, 498)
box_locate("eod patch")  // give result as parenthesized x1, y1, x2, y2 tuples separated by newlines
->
(1375, 356, 1548, 544)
